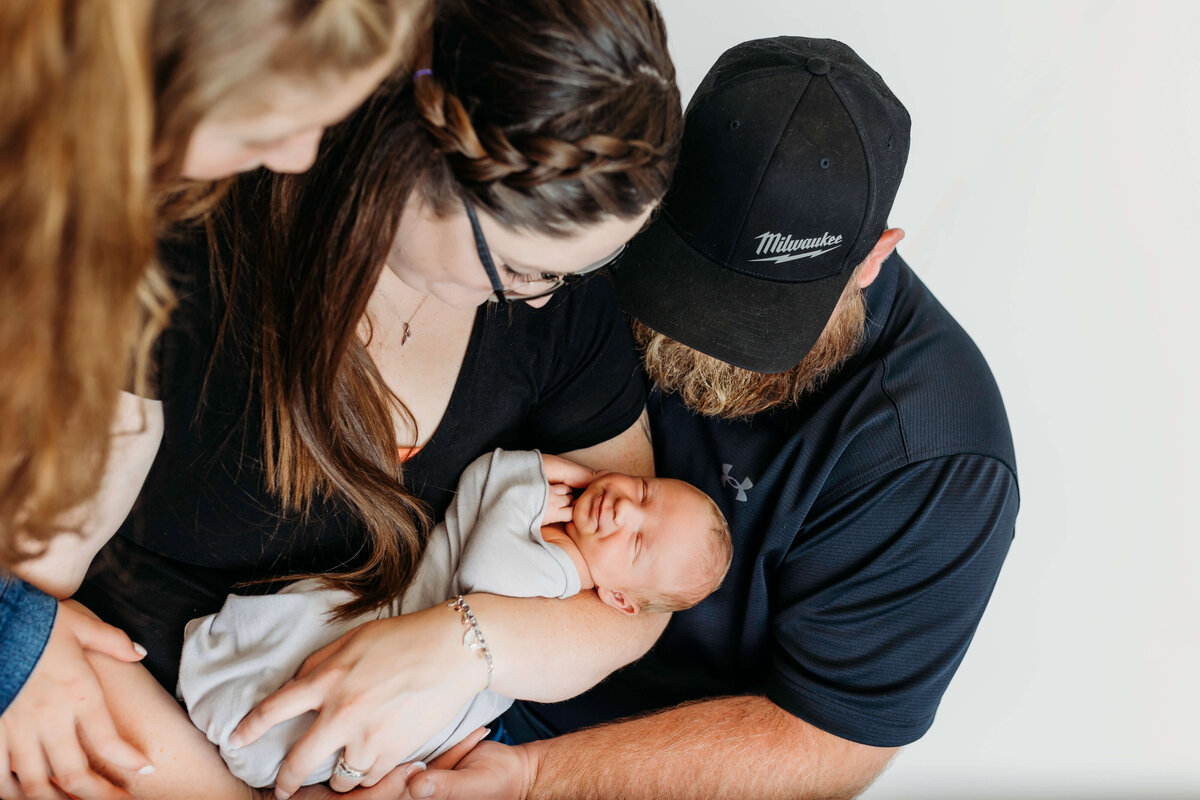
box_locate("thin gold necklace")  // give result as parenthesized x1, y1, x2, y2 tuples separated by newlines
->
(378, 268, 429, 347)
(398, 295, 428, 347)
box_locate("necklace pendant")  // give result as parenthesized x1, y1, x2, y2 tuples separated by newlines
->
(400, 322, 412, 346)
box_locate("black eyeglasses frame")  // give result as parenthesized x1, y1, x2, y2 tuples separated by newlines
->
(462, 198, 623, 305)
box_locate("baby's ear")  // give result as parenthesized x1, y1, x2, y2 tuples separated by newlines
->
(597, 586, 639, 615)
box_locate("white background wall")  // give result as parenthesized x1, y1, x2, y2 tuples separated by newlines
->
(656, 1, 1200, 796)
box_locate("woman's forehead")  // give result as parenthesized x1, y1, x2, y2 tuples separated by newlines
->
(478, 205, 653, 274)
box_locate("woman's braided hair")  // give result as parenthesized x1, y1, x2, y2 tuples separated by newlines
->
(413, 0, 680, 232)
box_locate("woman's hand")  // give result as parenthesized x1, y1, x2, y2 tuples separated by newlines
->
(230, 604, 487, 800)
(0, 600, 154, 800)
(287, 727, 491, 800)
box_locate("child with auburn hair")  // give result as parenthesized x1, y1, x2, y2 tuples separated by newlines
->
(1, 2, 421, 796)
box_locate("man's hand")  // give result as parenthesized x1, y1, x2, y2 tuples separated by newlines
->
(406, 741, 536, 800)
(0, 600, 153, 800)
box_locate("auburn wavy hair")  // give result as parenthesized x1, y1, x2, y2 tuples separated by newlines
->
(0, 0, 408, 565)
(212, 0, 682, 616)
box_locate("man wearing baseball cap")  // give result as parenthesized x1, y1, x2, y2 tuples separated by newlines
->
(413, 37, 1018, 800)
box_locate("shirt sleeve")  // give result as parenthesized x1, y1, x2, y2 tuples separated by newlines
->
(765, 454, 1018, 747)
(524, 277, 647, 453)
(0, 574, 58, 714)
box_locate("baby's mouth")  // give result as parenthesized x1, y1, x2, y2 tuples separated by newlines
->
(592, 491, 605, 533)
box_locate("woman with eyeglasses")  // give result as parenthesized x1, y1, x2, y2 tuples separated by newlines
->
(11, 0, 683, 797)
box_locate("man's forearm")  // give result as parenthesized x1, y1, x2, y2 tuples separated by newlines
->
(523, 696, 898, 800)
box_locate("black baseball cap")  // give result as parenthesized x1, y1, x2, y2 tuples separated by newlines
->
(614, 37, 910, 373)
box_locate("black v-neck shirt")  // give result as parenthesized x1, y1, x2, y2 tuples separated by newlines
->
(81, 246, 644, 687)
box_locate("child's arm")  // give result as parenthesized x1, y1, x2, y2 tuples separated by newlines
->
(13, 393, 162, 597)
(81, 606, 268, 800)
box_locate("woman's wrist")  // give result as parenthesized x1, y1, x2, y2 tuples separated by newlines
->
(446, 595, 494, 692)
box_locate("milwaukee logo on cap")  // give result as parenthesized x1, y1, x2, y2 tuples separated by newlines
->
(749, 230, 843, 264)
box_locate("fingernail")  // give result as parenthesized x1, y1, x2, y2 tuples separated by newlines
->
(483, 727, 492, 738)
(229, 732, 244, 748)
(137, 765, 155, 775)
(132, 642, 148, 657)
(405, 761, 427, 778)
(275, 789, 292, 800)
(415, 779, 435, 798)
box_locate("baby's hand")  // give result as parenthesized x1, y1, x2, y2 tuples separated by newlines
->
(544, 482, 575, 525)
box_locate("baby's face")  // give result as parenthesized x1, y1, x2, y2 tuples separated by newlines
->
(565, 473, 713, 608)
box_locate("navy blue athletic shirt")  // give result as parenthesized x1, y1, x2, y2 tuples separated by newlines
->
(507, 253, 1018, 747)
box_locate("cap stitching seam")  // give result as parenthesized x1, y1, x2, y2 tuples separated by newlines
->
(727, 74, 815, 266)
(825, 76, 875, 269)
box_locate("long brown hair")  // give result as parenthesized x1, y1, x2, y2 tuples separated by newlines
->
(218, 0, 682, 616)
(0, 0, 408, 565)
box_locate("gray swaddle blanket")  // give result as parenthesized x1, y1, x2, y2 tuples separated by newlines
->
(177, 449, 581, 788)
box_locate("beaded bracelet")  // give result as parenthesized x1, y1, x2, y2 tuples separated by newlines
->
(449, 595, 494, 690)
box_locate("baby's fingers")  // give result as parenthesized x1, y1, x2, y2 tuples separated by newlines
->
(544, 502, 573, 525)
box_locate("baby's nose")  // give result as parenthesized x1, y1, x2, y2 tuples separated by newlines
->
(611, 499, 642, 531)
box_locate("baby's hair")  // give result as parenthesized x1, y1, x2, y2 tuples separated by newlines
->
(634, 490, 732, 614)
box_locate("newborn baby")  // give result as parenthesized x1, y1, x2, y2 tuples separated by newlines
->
(178, 449, 731, 788)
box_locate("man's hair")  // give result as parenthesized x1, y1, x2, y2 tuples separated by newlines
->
(633, 265, 868, 420)
(633, 490, 732, 614)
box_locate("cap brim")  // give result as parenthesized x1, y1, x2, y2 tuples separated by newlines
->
(613, 213, 850, 374)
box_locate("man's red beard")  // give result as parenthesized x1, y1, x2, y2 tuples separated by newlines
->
(632, 278, 867, 420)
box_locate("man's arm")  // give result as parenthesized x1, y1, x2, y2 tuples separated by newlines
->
(405, 696, 896, 800)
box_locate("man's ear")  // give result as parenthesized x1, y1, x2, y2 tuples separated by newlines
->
(597, 587, 639, 615)
(856, 228, 905, 289)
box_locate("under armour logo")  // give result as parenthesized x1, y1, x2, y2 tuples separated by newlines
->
(721, 464, 753, 502)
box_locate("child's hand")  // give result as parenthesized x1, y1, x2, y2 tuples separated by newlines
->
(543, 483, 575, 525)
(540, 453, 599, 488)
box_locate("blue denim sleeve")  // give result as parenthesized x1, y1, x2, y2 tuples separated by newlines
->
(0, 574, 58, 714)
